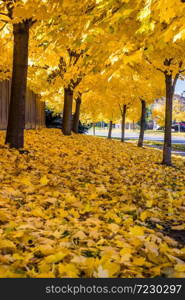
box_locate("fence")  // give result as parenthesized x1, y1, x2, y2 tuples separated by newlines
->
(0, 80, 45, 130)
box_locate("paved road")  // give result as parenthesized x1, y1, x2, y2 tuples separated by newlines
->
(87, 129, 185, 157)
(144, 144, 185, 157)
(87, 129, 185, 144)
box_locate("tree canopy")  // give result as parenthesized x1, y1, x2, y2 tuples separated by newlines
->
(1, 0, 185, 163)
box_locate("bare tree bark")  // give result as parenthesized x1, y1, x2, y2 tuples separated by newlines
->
(72, 95, 81, 133)
(5, 21, 30, 148)
(138, 99, 146, 147)
(62, 87, 73, 135)
(93, 123, 96, 135)
(108, 120, 113, 139)
(144, 58, 182, 165)
(162, 74, 173, 165)
(121, 104, 127, 142)
(132, 120, 135, 131)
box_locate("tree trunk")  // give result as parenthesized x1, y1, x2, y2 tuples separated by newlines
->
(5, 22, 30, 149)
(62, 87, 73, 135)
(132, 120, 135, 131)
(121, 105, 127, 142)
(93, 123, 96, 135)
(162, 74, 173, 165)
(178, 123, 181, 133)
(108, 120, 113, 139)
(72, 95, 81, 133)
(138, 100, 146, 147)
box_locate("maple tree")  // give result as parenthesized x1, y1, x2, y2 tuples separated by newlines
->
(0, 0, 99, 144)
(0, 0, 60, 148)
(137, 0, 185, 164)
(72, 93, 82, 134)
(152, 98, 185, 128)
(152, 105, 165, 128)
(129, 62, 164, 147)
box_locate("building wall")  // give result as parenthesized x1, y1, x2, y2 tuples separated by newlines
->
(0, 80, 45, 130)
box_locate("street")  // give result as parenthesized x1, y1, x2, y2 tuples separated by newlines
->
(87, 128, 185, 156)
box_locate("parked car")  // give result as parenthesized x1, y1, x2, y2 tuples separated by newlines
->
(157, 122, 185, 132)
(45, 110, 89, 133)
(157, 126, 164, 131)
(172, 122, 185, 132)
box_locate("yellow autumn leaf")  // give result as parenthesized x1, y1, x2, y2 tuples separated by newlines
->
(0, 240, 16, 251)
(31, 207, 45, 218)
(146, 200, 153, 208)
(37, 245, 54, 256)
(73, 231, 87, 240)
(140, 211, 149, 221)
(102, 262, 120, 276)
(175, 264, 185, 272)
(19, 177, 32, 186)
(0, 211, 9, 223)
(94, 265, 109, 278)
(129, 226, 145, 236)
(132, 257, 146, 266)
(44, 250, 69, 264)
(108, 223, 120, 232)
(171, 225, 185, 230)
(35, 272, 55, 278)
(58, 263, 79, 277)
(40, 175, 49, 185)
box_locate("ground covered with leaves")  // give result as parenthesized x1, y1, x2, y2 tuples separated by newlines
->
(0, 129, 185, 278)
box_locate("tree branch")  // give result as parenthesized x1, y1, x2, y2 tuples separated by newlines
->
(119, 103, 123, 115)
(0, 12, 8, 16)
(0, 22, 7, 31)
(0, 18, 8, 23)
(83, 88, 90, 94)
(67, 49, 85, 66)
(179, 69, 185, 73)
(145, 56, 165, 73)
(172, 61, 183, 92)
(172, 73, 179, 93)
